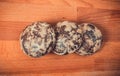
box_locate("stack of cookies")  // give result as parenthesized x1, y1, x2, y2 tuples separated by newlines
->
(20, 21, 102, 58)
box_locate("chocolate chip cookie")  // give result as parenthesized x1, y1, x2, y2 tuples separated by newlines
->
(76, 23, 102, 55)
(20, 22, 55, 57)
(53, 21, 83, 55)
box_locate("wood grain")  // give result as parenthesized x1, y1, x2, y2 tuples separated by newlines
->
(0, 0, 120, 76)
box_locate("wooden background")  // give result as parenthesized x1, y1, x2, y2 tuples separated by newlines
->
(0, 0, 120, 76)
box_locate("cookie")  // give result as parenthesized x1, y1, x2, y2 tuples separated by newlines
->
(76, 23, 102, 55)
(20, 22, 55, 57)
(53, 21, 83, 55)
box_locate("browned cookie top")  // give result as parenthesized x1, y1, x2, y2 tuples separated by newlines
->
(53, 21, 83, 55)
(20, 22, 55, 57)
(76, 23, 102, 55)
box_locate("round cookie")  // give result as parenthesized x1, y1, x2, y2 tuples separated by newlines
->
(76, 23, 102, 55)
(53, 21, 83, 55)
(20, 22, 55, 57)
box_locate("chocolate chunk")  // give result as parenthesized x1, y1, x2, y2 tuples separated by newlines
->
(88, 24, 95, 29)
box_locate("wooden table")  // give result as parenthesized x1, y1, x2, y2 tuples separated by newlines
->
(0, 0, 120, 76)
